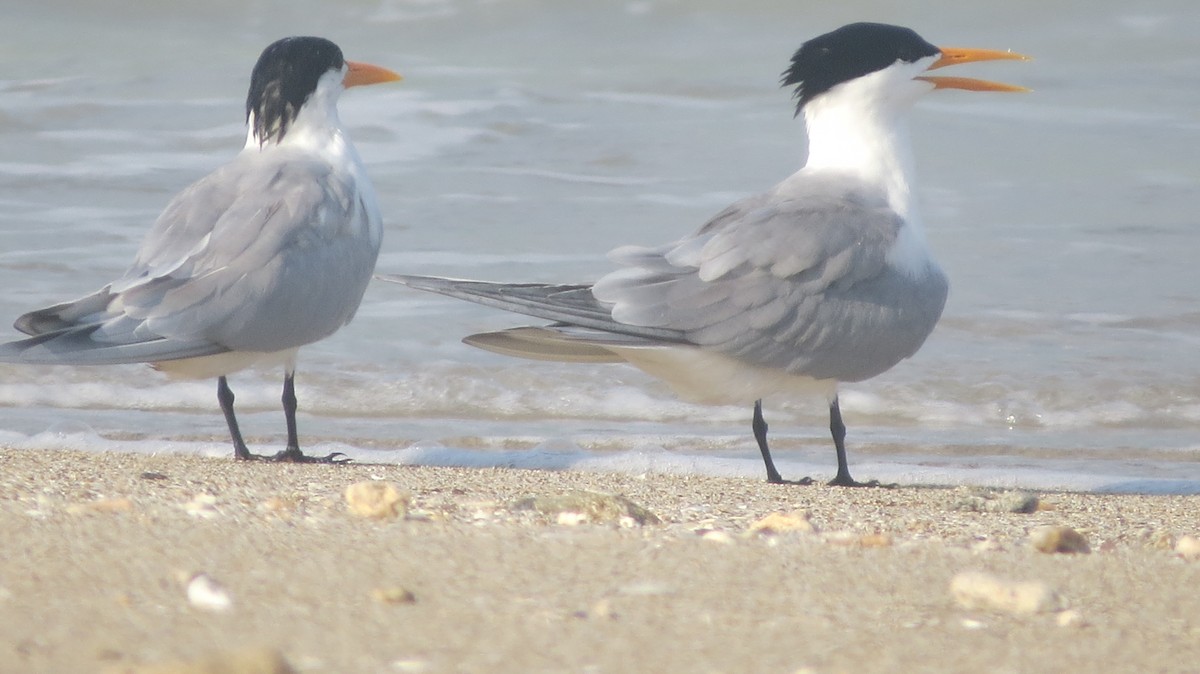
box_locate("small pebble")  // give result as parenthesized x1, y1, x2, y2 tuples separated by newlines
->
(390, 660, 431, 673)
(1030, 526, 1090, 554)
(701, 530, 736, 545)
(1147, 530, 1175, 551)
(617, 581, 674, 596)
(574, 597, 617, 620)
(591, 598, 617, 619)
(971, 538, 1003, 553)
(258, 497, 296, 514)
(858, 533, 893, 548)
(747, 510, 816, 535)
(66, 497, 134, 515)
(822, 531, 859, 546)
(371, 587, 416, 605)
(186, 573, 232, 613)
(1175, 535, 1200, 561)
(953, 488, 1039, 514)
(344, 481, 409, 520)
(556, 511, 588, 526)
(106, 647, 294, 674)
(514, 490, 659, 525)
(950, 571, 1065, 615)
(1056, 609, 1087, 627)
(182, 494, 219, 519)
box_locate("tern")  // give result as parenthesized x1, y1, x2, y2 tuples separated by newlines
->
(381, 22, 1028, 485)
(0, 36, 400, 462)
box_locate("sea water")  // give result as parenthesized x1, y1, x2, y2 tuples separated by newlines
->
(1, 0, 1198, 492)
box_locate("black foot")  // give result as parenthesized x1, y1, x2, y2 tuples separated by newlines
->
(236, 447, 351, 464)
(274, 446, 351, 464)
(826, 474, 893, 488)
(768, 475, 816, 486)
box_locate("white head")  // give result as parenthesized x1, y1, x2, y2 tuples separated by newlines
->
(781, 23, 1028, 220)
(779, 23, 1028, 274)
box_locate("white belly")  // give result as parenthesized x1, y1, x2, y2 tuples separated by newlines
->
(609, 344, 838, 405)
(151, 348, 299, 380)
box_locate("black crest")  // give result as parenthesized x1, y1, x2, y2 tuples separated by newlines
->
(246, 36, 346, 145)
(781, 23, 939, 113)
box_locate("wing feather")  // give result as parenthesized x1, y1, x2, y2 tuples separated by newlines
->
(384, 171, 947, 385)
(1, 146, 380, 366)
(590, 171, 947, 382)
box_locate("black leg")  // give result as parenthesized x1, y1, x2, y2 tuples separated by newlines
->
(752, 400, 784, 484)
(219, 373, 347, 464)
(218, 376, 252, 460)
(826, 396, 878, 487)
(751, 400, 813, 485)
(269, 372, 349, 464)
(283, 372, 300, 452)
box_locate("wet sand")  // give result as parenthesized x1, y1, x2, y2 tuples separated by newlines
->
(0, 447, 1197, 674)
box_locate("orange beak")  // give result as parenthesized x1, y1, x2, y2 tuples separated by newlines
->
(916, 46, 1030, 92)
(344, 60, 403, 88)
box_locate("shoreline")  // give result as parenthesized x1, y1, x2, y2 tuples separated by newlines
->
(1, 448, 1197, 673)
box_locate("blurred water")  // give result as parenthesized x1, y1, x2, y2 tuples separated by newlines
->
(1, 0, 1199, 491)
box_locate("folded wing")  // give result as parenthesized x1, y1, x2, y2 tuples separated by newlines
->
(1, 148, 379, 365)
(383, 172, 947, 385)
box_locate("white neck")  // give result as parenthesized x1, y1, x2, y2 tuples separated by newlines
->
(802, 82, 921, 222)
(245, 68, 347, 152)
(799, 65, 938, 276)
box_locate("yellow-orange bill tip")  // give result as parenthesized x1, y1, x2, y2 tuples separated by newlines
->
(915, 76, 1031, 93)
(930, 47, 1031, 70)
(344, 61, 403, 88)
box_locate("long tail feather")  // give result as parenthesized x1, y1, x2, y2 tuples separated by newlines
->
(377, 274, 686, 342)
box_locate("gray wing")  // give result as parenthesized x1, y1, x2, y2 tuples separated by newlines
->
(2, 149, 379, 365)
(592, 172, 948, 382)
(381, 172, 947, 384)
(0, 318, 224, 365)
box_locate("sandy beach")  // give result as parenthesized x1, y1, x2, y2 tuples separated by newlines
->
(0, 448, 1197, 674)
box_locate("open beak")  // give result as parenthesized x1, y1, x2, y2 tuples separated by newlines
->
(344, 61, 403, 88)
(916, 47, 1030, 92)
